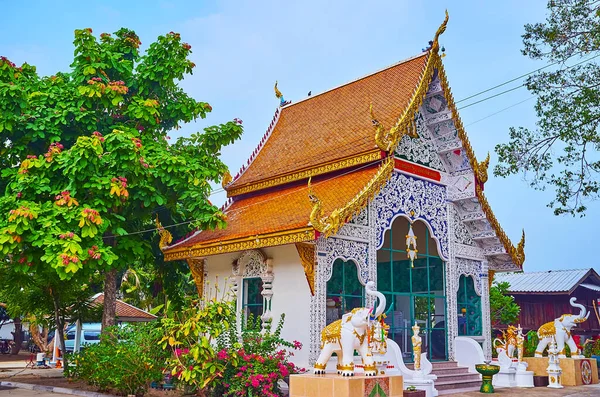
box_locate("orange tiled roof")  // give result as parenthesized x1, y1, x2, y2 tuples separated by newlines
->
(163, 164, 382, 260)
(92, 294, 156, 321)
(226, 53, 428, 196)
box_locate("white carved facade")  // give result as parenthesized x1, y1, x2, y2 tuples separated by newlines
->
(192, 70, 520, 369)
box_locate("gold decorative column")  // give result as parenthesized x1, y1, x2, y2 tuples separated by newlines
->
(295, 242, 316, 295)
(187, 258, 206, 298)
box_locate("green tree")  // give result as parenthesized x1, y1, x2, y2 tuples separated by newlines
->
(0, 28, 243, 361)
(495, 0, 600, 216)
(490, 281, 520, 327)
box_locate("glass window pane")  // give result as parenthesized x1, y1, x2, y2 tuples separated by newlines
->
(429, 258, 444, 293)
(413, 296, 430, 326)
(392, 255, 410, 293)
(411, 258, 428, 294)
(327, 259, 344, 295)
(243, 277, 264, 324)
(84, 331, 101, 341)
(344, 262, 362, 296)
(378, 261, 392, 292)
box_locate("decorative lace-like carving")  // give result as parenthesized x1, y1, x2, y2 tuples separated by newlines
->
(238, 249, 267, 277)
(454, 243, 484, 260)
(350, 207, 369, 226)
(455, 258, 483, 296)
(336, 223, 370, 241)
(395, 112, 447, 172)
(372, 171, 449, 260)
(451, 205, 474, 246)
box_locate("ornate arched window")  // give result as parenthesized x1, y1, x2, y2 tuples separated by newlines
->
(325, 259, 364, 325)
(457, 275, 482, 336)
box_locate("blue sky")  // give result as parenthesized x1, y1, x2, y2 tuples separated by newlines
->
(1, 0, 596, 273)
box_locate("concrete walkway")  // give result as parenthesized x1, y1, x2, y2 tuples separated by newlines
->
(454, 383, 600, 396)
(0, 387, 72, 397)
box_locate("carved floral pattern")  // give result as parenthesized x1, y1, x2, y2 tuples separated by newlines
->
(372, 171, 449, 260)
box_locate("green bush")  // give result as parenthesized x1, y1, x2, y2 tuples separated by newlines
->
(66, 322, 168, 396)
(524, 330, 539, 357)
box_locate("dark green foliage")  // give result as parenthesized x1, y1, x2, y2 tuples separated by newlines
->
(490, 281, 520, 327)
(495, 0, 600, 216)
(66, 322, 169, 396)
(524, 330, 539, 357)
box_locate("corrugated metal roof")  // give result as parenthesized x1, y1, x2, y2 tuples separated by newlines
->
(494, 269, 592, 293)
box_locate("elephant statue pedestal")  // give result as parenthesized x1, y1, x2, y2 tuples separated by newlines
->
(523, 357, 599, 386)
(289, 373, 404, 397)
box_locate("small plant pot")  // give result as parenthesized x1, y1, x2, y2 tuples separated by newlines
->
(404, 389, 426, 397)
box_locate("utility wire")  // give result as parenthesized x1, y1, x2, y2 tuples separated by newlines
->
(456, 53, 600, 109)
(465, 96, 535, 127)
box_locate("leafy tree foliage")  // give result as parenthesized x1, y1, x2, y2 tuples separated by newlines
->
(0, 28, 243, 359)
(490, 281, 520, 327)
(495, 0, 600, 215)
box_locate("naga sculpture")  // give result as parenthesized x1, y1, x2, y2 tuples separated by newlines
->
(314, 281, 386, 376)
(535, 297, 589, 358)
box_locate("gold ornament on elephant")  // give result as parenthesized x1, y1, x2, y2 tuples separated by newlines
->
(314, 281, 387, 376)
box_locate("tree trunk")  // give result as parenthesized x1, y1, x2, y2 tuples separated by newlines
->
(29, 322, 49, 353)
(102, 268, 118, 332)
(10, 317, 22, 354)
(50, 290, 68, 367)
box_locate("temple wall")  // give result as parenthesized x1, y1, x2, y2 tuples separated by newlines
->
(265, 245, 312, 369)
(203, 245, 312, 369)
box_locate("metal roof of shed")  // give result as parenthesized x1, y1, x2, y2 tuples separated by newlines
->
(494, 268, 600, 294)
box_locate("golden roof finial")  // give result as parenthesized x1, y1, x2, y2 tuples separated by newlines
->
(274, 81, 283, 99)
(307, 177, 328, 233)
(221, 170, 232, 188)
(431, 10, 449, 53)
(476, 152, 491, 184)
(156, 215, 173, 251)
(514, 229, 526, 266)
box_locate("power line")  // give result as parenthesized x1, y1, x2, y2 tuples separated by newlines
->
(465, 96, 535, 127)
(455, 53, 600, 110)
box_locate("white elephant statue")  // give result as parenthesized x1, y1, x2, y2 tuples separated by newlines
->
(313, 281, 386, 376)
(535, 297, 590, 358)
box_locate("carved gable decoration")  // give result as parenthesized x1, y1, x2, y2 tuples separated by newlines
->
(236, 249, 268, 277)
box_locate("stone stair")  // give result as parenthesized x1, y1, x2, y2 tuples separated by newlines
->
(405, 361, 481, 394)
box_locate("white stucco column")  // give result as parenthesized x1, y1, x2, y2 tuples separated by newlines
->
(481, 261, 492, 360)
(260, 259, 274, 330)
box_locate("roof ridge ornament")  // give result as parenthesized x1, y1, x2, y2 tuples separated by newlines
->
(373, 11, 449, 154)
(431, 10, 449, 53)
(307, 157, 394, 237)
(274, 81, 286, 107)
(476, 152, 490, 184)
(156, 215, 173, 251)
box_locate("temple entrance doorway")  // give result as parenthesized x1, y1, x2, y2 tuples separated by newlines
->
(377, 217, 448, 362)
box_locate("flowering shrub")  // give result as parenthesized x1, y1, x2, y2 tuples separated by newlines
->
(160, 297, 236, 397)
(211, 314, 305, 397)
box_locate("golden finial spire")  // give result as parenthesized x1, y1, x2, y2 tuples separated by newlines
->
(156, 215, 173, 251)
(476, 152, 491, 184)
(431, 10, 449, 53)
(274, 81, 283, 99)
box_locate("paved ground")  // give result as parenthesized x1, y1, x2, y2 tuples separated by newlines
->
(0, 388, 72, 397)
(454, 383, 600, 396)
